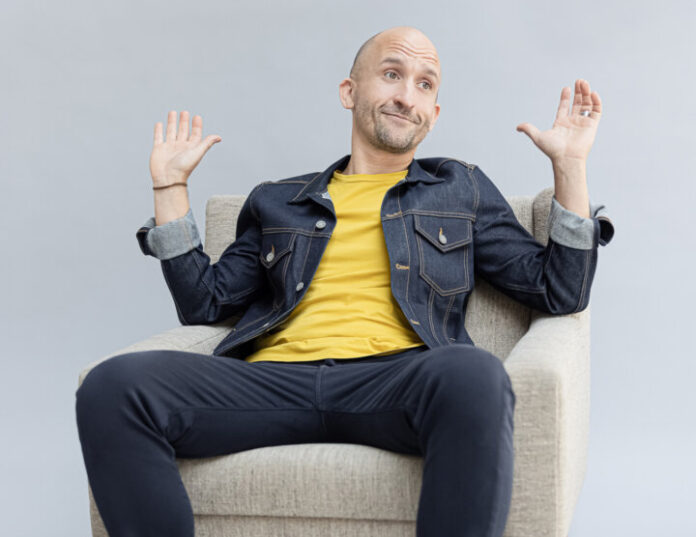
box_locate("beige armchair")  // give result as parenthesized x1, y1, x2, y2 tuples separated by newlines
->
(78, 186, 590, 537)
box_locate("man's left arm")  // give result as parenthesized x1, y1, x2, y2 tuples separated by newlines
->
(472, 165, 613, 315)
(473, 78, 615, 314)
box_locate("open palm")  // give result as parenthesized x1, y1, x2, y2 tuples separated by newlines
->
(516, 79, 602, 163)
(150, 110, 221, 185)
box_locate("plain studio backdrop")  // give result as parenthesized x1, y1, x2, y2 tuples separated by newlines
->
(1, 0, 693, 535)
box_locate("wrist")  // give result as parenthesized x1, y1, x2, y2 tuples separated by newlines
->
(551, 158, 587, 177)
(153, 181, 188, 190)
(152, 173, 188, 188)
(551, 159, 590, 219)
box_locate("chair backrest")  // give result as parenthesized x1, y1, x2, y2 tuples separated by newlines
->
(203, 186, 555, 360)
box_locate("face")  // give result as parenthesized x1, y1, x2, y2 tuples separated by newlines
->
(343, 31, 441, 154)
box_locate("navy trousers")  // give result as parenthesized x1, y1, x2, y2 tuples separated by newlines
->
(75, 343, 516, 537)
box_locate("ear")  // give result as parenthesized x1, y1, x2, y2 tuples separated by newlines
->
(339, 78, 355, 110)
(427, 102, 441, 132)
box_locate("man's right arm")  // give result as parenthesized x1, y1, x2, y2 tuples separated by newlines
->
(136, 182, 267, 326)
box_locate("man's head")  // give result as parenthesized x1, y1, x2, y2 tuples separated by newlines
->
(339, 26, 441, 155)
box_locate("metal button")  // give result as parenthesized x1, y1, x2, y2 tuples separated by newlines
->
(265, 251, 275, 262)
(438, 227, 447, 244)
(295, 282, 304, 291)
(315, 219, 327, 229)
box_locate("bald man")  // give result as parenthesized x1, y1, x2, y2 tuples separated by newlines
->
(76, 26, 614, 537)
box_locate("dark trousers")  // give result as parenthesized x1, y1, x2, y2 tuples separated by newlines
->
(75, 343, 516, 537)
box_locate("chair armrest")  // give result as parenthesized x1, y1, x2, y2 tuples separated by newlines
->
(503, 306, 591, 537)
(77, 321, 238, 388)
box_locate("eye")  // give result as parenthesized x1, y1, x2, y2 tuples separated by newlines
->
(385, 70, 399, 80)
(419, 81, 433, 90)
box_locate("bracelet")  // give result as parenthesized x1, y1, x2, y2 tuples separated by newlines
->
(153, 181, 188, 190)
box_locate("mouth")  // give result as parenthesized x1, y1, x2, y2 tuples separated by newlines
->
(383, 112, 412, 123)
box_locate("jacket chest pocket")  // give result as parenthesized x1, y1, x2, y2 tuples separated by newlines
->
(259, 230, 297, 299)
(414, 215, 473, 296)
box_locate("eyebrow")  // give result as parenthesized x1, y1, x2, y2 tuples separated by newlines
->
(379, 56, 440, 82)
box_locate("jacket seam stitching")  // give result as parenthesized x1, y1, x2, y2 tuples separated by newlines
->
(498, 281, 547, 293)
(299, 233, 312, 286)
(392, 209, 476, 220)
(469, 165, 481, 214)
(216, 286, 257, 305)
(416, 234, 471, 295)
(250, 183, 264, 221)
(161, 262, 191, 325)
(262, 227, 331, 237)
(442, 294, 456, 344)
(230, 309, 276, 333)
(187, 231, 216, 300)
(396, 186, 419, 325)
(292, 172, 321, 201)
(428, 287, 439, 345)
(275, 244, 292, 310)
(574, 249, 591, 313)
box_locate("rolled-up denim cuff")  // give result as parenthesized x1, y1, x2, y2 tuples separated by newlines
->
(548, 196, 615, 249)
(135, 208, 202, 260)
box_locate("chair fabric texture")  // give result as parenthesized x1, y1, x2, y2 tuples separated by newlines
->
(78, 186, 590, 537)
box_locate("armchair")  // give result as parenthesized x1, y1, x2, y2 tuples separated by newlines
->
(77, 186, 590, 537)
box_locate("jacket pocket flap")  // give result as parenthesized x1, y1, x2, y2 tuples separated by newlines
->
(414, 215, 472, 252)
(259, 231, 296, 268)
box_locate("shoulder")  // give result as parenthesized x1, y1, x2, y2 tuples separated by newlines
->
(416, 156, 479, 176)
(415, 157, 484, 191)
(245, 172, 316, 202)
(263, 171, 316, 186)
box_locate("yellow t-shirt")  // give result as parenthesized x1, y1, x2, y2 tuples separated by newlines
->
(244, 168, 425, 363)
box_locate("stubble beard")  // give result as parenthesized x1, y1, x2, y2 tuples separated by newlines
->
(354, 97, 430, 155)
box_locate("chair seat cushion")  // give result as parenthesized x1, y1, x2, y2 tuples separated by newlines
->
(176, 443, 423, 521)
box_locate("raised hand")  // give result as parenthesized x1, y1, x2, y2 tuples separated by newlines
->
(515, 79, 602, 164)
(150, 110, 222, 187)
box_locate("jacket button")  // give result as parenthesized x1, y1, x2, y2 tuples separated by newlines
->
(315, 219, 327, 229)
(296, 281, 304, 291)
(438, 233, 447, 244)
(265, 251, 275, 262)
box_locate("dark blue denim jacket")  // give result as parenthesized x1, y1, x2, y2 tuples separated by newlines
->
(136, 154, 614, 360)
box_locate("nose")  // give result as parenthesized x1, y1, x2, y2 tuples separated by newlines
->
(391, 81, 417, 118)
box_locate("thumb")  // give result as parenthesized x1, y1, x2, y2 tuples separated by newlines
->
(185, 135, 222, 171)
(516, 122, 540, 143)
(204, 134, 222, 149)
(194, 135, 222, 158)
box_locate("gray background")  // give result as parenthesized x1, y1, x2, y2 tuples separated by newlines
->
(1, 0, 693, 535)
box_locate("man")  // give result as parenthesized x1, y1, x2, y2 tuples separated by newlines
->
(76, 26, 614, 537)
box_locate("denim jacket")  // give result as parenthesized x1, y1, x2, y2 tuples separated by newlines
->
(136, 154, 614, 360)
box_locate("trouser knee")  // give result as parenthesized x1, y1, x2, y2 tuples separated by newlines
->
(75, 351, 164, 431)
(417, 344, 515, 418)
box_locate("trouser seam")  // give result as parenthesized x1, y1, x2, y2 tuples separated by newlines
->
(322, 405, 415, 415)
(168, 405, 317, 416)
(484, 378, 512, 537)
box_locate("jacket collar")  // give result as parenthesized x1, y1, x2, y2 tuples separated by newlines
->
(288, 153, 445, 204)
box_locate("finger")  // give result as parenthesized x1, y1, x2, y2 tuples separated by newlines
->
(556, 86, 571, 119)
(581, 79, 593, 112)
(177, 110, 190, 141)
(153, 122, 163, 145)
(591, 90, 602, 117)
(570, 79, 583, 116)
(165, 110, 177, 143)
(190, 115, 203, 143)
